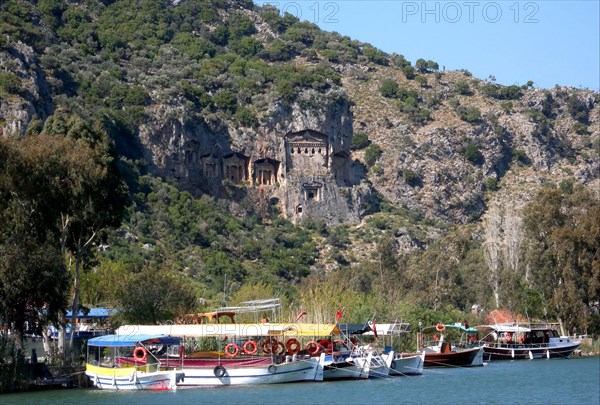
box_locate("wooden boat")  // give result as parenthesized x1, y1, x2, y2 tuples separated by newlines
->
(420, 323, 484, 367)
(115, 322, 338, 385)
(475, 323, 582, 360)
(85, 334, 184, 391)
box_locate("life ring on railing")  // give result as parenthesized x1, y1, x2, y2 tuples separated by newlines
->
(286, 338, 301, 355)
(272, 342, 285, 355)
(318, 339, 332, 353)
(518, 334, 525, 344)
(261, 337, 278, 354)
(243, 340, 258, 355)
(505, 332, 512, 343)
(224, 343, 239, 357)
(436, 323, 446, 332)
(305, 340, 320, 356)
(133, 347, 147, 362)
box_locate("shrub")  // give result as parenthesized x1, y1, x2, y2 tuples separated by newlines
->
(456, 106, 481, 123)
(415, 75, 427, 87)
(464, 143, 484, 165)
(0, 72, 21, 95)
(572, 122, 589, 135)
(379, 78, 398, 98)
(351, 131, 370, 150)
(454, 80, 471, 95)
(364, 143, 383, 166)
(485, 177, 498, 191)
(403, 169, 421, 187)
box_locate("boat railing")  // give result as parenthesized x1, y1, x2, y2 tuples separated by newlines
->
(483, 341, 551, 349)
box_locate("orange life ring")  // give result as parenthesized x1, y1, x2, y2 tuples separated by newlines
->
(243, 340, 258, 355)
(286, 338, 301, 355)
(225, 343, 239, 357)
(505, 332, 512, 342)
(133, 346, 147, 362)
(436, 323, 446, 332)
(305, 340, 320, 356)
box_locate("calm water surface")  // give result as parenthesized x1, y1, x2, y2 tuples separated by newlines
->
(3, 357, 598, 404)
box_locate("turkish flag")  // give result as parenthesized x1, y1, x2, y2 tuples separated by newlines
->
(372, 320, 378, 338)
(335, 310, 343, 323)
(295, 311, 307, 321)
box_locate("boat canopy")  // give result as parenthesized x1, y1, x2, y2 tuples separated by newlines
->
(475, 324, 531, 333)
(87, 334, 181, 347)
(336, 323, 372, 335)
(422, 324, 479, 334)
(115, 323, 341, 338)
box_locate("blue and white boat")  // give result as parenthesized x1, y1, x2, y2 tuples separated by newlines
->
(85, 334, 184, 390)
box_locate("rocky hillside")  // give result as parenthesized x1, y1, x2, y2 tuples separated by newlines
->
(1, 0, 598, 230)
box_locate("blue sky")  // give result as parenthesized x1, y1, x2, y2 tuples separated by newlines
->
(255, 1, 600, 90)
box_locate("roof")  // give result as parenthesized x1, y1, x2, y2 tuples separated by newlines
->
(337, 323, 372, 335)
(65, 307, 115, 319)
(115, 323, 341, 338)
(87, 334, 181, 347)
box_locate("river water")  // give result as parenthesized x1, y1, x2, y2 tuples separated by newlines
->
(2, 357, 598, 404)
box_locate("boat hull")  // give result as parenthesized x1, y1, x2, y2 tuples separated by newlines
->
(388, 352, 425, 376)
(424, 347, 483, 368)
(176, 357, 323, 386)
(482, 342, 581, 360)
(323, 360, 369, 380)
(85, 364, 182, 391)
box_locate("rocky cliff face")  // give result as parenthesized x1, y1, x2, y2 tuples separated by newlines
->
(343, 67, 599, 225)
(0, 41, 53, 137)
(136, 87, 369, 224)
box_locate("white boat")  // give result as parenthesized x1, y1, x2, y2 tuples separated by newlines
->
(362, 321, 425, 376)
(85, 334, 184, 391)
(366, 349, 394, 378)
(385, 351, 425, 376)
(322, 350, 372, 380)
(475, 323, 582, 360)
(115, 321, 338, 386)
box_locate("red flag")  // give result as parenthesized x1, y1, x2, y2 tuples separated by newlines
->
(372, 320, 378, 338)
(335, 310, 343, 323)
(295, 311, 307, 322)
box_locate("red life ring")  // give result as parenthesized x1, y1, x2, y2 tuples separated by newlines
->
(305, 340, 320, 356)
(133, 346, 147, 362)
(505, 332, 512, 342)
(436, 323, 446, 332)
(318, 339, 332, 353)
(243, 340, 258, 355)
(225, 343, 239, 357)
(273, 342, 285, 355)
(286, 338, 301, 355)
(261, 337, 278, 354)
(518, 334, 525, 344)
